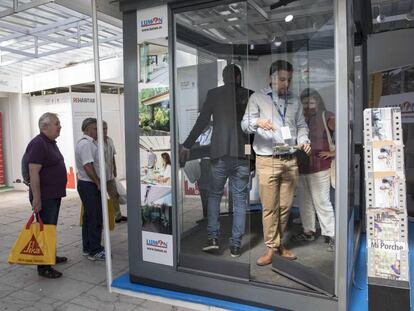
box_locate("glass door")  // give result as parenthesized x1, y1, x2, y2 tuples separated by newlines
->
(245, 0, 337, 295)
(173, 1, 252, 279)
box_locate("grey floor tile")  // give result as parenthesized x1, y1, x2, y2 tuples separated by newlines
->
(55, 302, 93, 311)
(0, 284, 17, 299)
(0, 267, 39, 288)
(63, 260, 108, 284)
(0, 296, 33, 310)
(9, 289, 43, 303)
(22, 297, 65, 311)
(23, 277, 95, 302)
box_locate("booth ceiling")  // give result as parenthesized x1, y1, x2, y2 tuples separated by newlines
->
(175, 0, 414, 50)
(0, 0, 123, 77)
(371, 0, 414, 33)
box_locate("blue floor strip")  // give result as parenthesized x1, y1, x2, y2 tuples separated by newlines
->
(112, 273, 272, 311)
(113, 223, 413, 311)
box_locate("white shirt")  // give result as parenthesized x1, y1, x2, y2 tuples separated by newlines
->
(241, 87, 310, 155)
(104, 136, 116, 181)
(75, 134, 100, 182)
(161, 164, 171, 179)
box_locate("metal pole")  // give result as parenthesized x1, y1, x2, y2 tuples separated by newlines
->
(91, 0, 113, 291)
(334, 0, 351, 309)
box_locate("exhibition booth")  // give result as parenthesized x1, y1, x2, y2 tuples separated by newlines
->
(112, 0, 365, 310)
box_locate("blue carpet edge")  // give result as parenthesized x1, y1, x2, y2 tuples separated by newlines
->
(112, 273, 272, 311)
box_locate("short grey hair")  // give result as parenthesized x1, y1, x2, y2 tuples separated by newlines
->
(81, 117, 97, 132)
(38, 112, 59, 131)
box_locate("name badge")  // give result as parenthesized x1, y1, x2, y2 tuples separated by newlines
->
(281, 126, 292, 140)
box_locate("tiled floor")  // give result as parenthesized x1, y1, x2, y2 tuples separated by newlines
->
(0, 189, 196, 311)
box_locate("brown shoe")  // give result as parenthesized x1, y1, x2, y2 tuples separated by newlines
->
(278, 247, 297, 260)
(256, 248, 276, 266)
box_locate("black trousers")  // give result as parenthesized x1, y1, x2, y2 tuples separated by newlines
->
(34, 198, 61, 272)
(77, 180, 103, 256)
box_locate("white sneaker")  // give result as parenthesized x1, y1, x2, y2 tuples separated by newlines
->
(88, 250, 106, 261)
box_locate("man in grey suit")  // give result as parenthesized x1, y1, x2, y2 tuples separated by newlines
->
(180, 64, 253, 258)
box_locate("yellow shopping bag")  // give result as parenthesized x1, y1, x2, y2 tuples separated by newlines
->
(8, 213, 56, 265)
(80, 199, 115, 231)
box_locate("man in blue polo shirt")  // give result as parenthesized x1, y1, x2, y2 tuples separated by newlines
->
(25, 112, 67, 278)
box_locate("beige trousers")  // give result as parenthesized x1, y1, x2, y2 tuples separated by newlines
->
(256, 156, 299, 249)
(107, 179, 121, 220)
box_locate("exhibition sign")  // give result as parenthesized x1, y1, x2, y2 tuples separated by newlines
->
(137, 5, 168, 43)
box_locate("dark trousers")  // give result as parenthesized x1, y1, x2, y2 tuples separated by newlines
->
(77, 180, 103, 256)
(34, 198, 61, 272)
(198, 159, 211, 218)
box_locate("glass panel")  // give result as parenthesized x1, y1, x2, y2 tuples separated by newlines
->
(245, 0, 336, 293)
(174, 2, 251, 277)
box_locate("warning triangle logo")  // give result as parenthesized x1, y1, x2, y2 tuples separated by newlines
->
(20, 234, 44, 256)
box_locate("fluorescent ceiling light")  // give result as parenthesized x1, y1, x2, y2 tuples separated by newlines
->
(220, 10, 232, 16)
(285, 14, 293, 22)
(274, 40, 282, 47)
(207, 28, 227, 41)
(227, 17, 239, 22)
(376, 14, 385, 23)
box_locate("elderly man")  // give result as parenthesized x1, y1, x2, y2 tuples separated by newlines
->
(75, 118, 105, 261)
(24, 112, 67, 278)
(242, 60, 311, 265)
(103, 121, 127, 223)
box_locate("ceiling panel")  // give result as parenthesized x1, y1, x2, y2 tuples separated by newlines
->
(0, 0, 123, 78)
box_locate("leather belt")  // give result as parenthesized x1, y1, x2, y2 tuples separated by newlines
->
(259, 153, 296, 160)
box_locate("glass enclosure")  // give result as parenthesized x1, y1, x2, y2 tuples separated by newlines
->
(172, 0, 336, 294)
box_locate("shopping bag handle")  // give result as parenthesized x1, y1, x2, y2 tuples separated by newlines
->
(26, 213, 44, 231)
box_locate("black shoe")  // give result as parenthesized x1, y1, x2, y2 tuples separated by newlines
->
(115, 216, 128, 223)
(55, 256, 68, 264)
(293, 231, 316, 241)
(230, 246, 241, 258)
(202, 238, 219, 252)
(38, 267, 62, 279)
(327, 237, 335, 252)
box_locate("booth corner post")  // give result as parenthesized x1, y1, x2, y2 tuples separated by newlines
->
(91, 0, 113, 290)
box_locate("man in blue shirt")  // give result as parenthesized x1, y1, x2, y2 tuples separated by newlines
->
(242, 60, 311, 265)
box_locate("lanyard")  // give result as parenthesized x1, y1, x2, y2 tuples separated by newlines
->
(269, 92, 288, 126)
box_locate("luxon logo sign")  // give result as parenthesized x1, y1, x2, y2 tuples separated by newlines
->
(140, 17, 164, 33)
(20, 235, 44, 256)
(141, 17, 163, 28)
(146, 239, 168, 249)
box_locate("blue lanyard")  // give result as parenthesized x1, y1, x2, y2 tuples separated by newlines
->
(269, 92, 288, 126)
